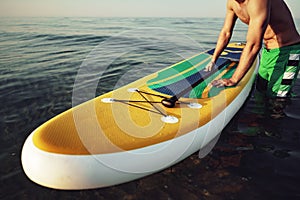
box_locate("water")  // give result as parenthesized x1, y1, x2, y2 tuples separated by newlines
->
(1, 17, 300, 199)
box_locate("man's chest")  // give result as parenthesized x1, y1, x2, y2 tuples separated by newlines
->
(233, 3, 250, 24)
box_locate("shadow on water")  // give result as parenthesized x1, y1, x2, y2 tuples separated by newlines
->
(205, 79, 300, 200)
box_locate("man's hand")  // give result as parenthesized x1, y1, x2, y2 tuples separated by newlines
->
(211, 78, 237, 87)
(204, 61, 216, 72)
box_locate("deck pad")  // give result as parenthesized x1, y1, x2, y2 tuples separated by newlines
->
(147, 46, 242, 98)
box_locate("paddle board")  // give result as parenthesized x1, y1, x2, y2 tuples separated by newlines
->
(21, 42, 259, 189)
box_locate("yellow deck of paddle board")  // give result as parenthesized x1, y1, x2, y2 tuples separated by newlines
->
(32, 43, 256, 155)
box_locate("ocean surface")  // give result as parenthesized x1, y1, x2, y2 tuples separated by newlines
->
(1, 17, 300, 199)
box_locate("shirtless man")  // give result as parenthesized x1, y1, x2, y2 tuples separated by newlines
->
(206, 0, 300, 98)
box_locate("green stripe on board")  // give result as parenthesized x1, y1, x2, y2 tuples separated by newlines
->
(148, 58, 211, 89)
(147, 53, 211, 84)
(221, 66, 236, 79)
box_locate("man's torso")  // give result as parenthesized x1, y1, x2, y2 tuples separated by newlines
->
(229, 0, 300, 49)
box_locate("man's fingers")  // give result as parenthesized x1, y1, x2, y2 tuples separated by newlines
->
(204, 65, 212, 72)
(211, 78, 236, 87)
(204, 61, 215, 72)
(211, 79, 224, 87)
(204, 66, 212, 72)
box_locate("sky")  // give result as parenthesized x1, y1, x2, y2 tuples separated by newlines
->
(0, 0, 299, 18)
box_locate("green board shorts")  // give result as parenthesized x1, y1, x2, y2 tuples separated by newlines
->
(257, 42, 300, 98)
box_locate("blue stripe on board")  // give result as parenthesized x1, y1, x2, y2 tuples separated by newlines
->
(207, 47, 242, 60)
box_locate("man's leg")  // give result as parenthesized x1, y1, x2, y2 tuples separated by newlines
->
(266, 45, 300, 118)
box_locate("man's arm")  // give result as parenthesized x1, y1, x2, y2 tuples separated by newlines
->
(213, 0, 270, 87)
(205, 0, 237, 71)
